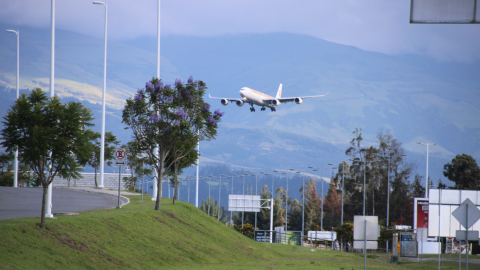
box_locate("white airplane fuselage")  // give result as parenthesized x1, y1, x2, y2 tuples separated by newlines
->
(239, 87, 279, 108)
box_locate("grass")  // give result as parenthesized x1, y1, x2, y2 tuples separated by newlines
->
(0, 195, 473, 269)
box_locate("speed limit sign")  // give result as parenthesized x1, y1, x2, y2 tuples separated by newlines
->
(115, 148, 127, 166)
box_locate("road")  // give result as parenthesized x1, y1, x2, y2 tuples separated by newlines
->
(0, 186, 133, 220)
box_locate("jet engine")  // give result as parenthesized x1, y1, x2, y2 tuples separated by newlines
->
(271, 99, 280, 106)
(295, 97, 303, 104)
(221, 99, 229, 105)
(236, 100, 244, 107)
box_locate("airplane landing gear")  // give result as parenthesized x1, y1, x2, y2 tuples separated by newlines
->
(250, 104, 255, 112)
(270, 107, 276, 112)
(261, 107, 266, 111)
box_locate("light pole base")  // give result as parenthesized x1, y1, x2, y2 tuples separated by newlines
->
(45, 214, 54, 218)
(151, 197, 157, 201)
(97, 184, 105, 188)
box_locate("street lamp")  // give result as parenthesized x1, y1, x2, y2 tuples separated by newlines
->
(6, 29, 19, 188)
(240, 175, 245, 227)
(217, 174, 225, 221)
(251, 173, 258, 230)
(417, 142, 437, 198)
(231, 174, 235, 225)
(93, 1, 108, 188)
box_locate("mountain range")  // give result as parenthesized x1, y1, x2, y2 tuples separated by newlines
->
(1, 23, 480, 186)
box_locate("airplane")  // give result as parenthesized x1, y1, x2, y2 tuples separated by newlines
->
(209, 84, 329, 112)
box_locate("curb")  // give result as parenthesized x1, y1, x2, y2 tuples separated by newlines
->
(55, 187, 130, 208)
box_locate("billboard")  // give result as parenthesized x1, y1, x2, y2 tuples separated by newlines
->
(416, 199, 429, 229)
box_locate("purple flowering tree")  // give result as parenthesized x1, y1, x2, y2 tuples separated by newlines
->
(122, 77, 224, 210)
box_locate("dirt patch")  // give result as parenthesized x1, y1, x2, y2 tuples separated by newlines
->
(161, 211, 190, 227)
(54, 233, 88, 252)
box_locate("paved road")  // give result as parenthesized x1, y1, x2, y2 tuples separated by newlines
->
(0, 187, 131, 220)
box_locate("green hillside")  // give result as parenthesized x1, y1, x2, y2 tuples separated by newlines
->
(0, 196, 459, 269)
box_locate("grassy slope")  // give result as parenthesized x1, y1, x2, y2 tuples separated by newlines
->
(0, 196, 460, 270)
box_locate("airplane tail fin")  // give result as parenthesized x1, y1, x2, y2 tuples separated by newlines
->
(275, 84, 282, 99)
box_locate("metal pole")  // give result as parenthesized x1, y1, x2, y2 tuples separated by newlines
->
(364, 220, 367, 270)
(438, 188, 441, 270)
(196, 130, 199, 207)
(45, 0, 55, 218)
(321, 166, 324, 230)
(157, 0, 160, 79)
(208, 182, 210, 216)
(231, 175, 234, 225)
(242, 176, 244, 228)
(140, 161, 144, 202)
(117, 165, 121, 208)
(341, 162, 344, 225)
(98, 1, 108, 188)
(386, 156, 391, 252)
(270, 198, 274, 243)
(255, 174, 257, 230)
(218, 176, 221, 221)
(426, 144, 429, 198)
(5, 29, 19, 188)
(302, 167, 305, 235)
(285, 172, 289, 244)
(466, 203, 469, 270)
(363, 158, 366, 216)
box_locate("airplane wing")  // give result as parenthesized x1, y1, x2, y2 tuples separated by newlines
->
(208, 94, 243, 103)
(262, 93, 329, 104)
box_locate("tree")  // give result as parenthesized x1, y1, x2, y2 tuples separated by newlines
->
(88, 132, 119, 187)
(122, 77, 222, 210)
(1, 89, 96, 228)
(437, 178, 448, 189)
(443, 154, 480, 190)
(323, 181, 341, 228)
(302, 178, 322, 231)
(411, 173, 425, 198)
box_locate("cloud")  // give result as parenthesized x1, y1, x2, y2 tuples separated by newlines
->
(1, 0, 479, 62)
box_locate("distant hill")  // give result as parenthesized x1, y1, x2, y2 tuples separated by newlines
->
(1, 23, 479, 186)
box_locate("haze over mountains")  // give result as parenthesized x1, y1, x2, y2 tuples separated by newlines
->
(1, 23, 480, 186)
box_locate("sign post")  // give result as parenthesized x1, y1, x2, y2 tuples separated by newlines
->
(115, 148, 127, 208)
(452, 198, 480, 270)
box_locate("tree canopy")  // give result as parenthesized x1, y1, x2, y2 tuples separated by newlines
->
(122, 77, 223, 210)
(1, 89, 97, 228)
(443, 154, 480, 190)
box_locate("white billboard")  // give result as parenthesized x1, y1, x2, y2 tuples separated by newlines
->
(228, 195, 261, 212)
(428, 189, 480, 237)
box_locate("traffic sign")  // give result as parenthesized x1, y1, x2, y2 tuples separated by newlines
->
(115, 148, 127, 166)
(452, 198, 480, 230)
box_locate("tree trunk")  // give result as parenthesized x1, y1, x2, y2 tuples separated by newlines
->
(94, 167, 98, 187)
(40, 183, 48, 228)
(173, 161, 178, 204)
(154, 150, 164, 210)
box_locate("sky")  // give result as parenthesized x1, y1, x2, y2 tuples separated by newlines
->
(2, 0, 480, 63)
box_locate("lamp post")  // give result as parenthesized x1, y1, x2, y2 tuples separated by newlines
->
(240, 175, 245, 227)
(417, 142, 437, 198)
(231, 174, 235, 225)
(6, 29, 19, 188)
(217, 174, 225, 221)
(253, 173, 257, 230)
(93, 1, 108, 189)
(45, 0, 56, 219)
(293, 170, 305, 235)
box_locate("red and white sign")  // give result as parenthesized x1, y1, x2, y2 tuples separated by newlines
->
(115, 148, 127, 166)
(416, 199, 429, 229)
